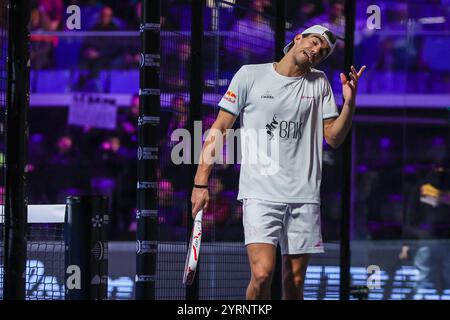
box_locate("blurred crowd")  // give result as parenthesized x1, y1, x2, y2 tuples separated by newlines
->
(31, 0, 450, 75)
(26, 0, 450, 241)
(27, 92, 243, 240)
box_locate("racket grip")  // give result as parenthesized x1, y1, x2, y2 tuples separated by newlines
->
(194, 209, 203, 223)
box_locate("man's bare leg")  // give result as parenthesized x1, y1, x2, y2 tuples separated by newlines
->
(246, 243, 276, 300)
(282, 254, 310, 300)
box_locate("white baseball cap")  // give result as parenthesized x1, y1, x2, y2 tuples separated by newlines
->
(283, 25, 337, 59)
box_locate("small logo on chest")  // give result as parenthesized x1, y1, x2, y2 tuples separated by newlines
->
(265, 115, 279, 140)
(261, 90, 275, 99)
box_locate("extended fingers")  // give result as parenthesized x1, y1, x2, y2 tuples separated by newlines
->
(357, 65, 366, 77)
(349, 71, 358, 83)
(350, 65, 367, 78)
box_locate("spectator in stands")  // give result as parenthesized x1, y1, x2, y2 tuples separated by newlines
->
(121, 2, 144, 69)
(29, 133, 48, 166)
(118, 93, 139, 148)
(80, 6, 123, 69)
(166, 0, 200, 31)
(400, 155, 450, 297)
(91, 134, 129, 238)
(167, 95, 189, 133)
(128, 0, 144, 30)
(30, 2, 57, 69)
(287, 0, 324, 33)
(203, 176, 232, 234)
(47, 133, 84, 203)
(164, 95, 189, 156)
(162, 41, 191, 91)
(129, 178, 185, 240)
(94, 5, 120, 31)
(50, 134, 77, 166)
(161, 95, 190, 191)
(158, 179, 185, 241)
(375, 4, 418, 72)
(224, 0, 274, 68)
(28, 133, 50, 203)
(305, 0, 345, 38)
(35, 0, 63, 31)
(122, 38, 141, 69)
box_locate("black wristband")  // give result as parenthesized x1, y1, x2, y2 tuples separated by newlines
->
(194, 184, 208, 189)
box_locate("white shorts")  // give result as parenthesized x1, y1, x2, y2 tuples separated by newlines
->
(242, 198, 324, 255)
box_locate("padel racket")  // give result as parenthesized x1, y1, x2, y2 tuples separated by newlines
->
(183, 209, 203, 285)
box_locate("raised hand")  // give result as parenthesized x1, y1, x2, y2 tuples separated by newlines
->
(340, 65, 366, 104)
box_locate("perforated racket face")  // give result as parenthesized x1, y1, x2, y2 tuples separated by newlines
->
(183, 210, 203, 285)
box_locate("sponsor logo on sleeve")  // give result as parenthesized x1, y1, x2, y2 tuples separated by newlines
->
(224, 90, 237, 104)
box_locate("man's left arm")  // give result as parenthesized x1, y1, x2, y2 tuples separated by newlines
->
(324, 65, 366, 149)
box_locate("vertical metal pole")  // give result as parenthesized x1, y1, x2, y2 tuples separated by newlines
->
(4, 0, 30, 300)
(186, 0, 204, 301)
(275, 0, 286, 61)
(340, 0, 356, 301)
(272, 0, 286, 300)
(136, 0, 160, 300)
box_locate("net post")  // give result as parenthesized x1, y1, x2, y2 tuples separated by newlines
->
(64, 196, 109, 300)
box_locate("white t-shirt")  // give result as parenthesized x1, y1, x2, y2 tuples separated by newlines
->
(218, 63, 339, 203)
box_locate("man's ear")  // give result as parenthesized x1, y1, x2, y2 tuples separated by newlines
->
(294, 34, 303, 45)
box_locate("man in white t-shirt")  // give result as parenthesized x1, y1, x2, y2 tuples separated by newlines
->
(191, 25, 365, 300)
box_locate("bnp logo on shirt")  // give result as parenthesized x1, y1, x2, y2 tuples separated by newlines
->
(265, 114, 302, 141)
(261, 90, 275, 99)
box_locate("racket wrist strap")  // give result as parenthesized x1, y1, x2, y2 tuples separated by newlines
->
(194, 184, 208, 189)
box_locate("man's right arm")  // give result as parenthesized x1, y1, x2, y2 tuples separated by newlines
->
(191, 109, 238, 217)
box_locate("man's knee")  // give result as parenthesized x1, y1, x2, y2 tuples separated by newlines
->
(283, 268, 305, 289)
(292, 274, 305, 289)
(252, 269, 273, 288)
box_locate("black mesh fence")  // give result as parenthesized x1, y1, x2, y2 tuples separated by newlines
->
(0, 0, 8, 299)
(26, 214, 65, 300)
(199, 243, 250, 300)
(155, 242, 186, 299)
(155, 1, 191, 300)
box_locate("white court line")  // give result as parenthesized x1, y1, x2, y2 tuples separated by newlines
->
(0, 205, 65, 223)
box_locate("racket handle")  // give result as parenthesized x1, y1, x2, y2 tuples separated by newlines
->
(194, 209, 203, 223)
